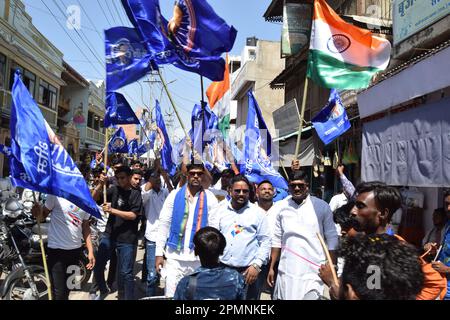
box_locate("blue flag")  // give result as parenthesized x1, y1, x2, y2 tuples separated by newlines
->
(10, 71, 102, 219)
(137, 142, 148, 155)
(108, 127, 129, 153)
(105, 92, 140, 128)
(128, 139, 138, 155)
(121, 0, 237, 81)
(105, 27, 158, 92)
(155, 100, 176, 176)
(242, 91, 288, 190)
(0, 144, 12, 157)
(312, 89, 351, 145)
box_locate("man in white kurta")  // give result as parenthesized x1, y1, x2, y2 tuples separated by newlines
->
(269, 171, 339, 300)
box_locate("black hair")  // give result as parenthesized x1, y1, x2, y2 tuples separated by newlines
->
(130, 159, 141, 166)
(340, 234, 423, 300)
(333, 200, 358, 232)
(221, 169, 235, 177)
(193, 227, 226, 265)
(289, 170, 309, 183)
(92, 167, 103, 177)
(111, 157, 125, 167)
(115, 165, 132, 176)
(355, 181, 402, 223)
(433, 207, 447, 219)
(230, 175, 251, 189)
(186, 163, 205, 172)
(257, 180, 273, 188)
(131, 169, 144, 177)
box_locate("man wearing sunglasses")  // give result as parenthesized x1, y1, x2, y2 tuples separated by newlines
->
(268, 170, 338, 300)
(155, 163, 219, 298)
(211, 175, 271, 300)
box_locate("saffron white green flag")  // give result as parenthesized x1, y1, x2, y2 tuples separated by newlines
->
(307, 0, 391, 89)
(206, 55, 231, 138)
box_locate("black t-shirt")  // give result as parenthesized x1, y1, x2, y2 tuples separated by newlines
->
(105, 185, 143, 244)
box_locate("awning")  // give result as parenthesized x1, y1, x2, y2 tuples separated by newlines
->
(361, 97, 450, 187)
(278, 135, 315, 166)
(357, 45, 450, 119)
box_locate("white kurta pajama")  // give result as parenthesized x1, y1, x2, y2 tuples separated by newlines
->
(272, 195, 339, 300)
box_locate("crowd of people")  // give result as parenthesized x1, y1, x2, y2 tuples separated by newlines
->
(29, 154, 450, 301)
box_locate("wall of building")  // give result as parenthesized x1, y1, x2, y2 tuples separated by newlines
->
(231, 40, 285, 137)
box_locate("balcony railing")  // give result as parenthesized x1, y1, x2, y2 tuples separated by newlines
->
(86, 127, 105, 144)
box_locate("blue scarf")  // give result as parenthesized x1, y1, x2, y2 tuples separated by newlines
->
(167, 185, 208, 251)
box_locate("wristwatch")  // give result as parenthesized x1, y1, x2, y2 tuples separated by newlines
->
(251, 263, 261, 273)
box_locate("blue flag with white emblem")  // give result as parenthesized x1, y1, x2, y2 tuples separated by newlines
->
(10, 71, 102, 219)
(312, 89, 351, 145)
(242, 91, 288, 190)
(108, 127, 129, 153)
(105, 92, 140, 128)
(155, 100, 176, 176)
(128, 139, 138, 155)
(105, 27, 158, 92)
(121, 0, 237, 81)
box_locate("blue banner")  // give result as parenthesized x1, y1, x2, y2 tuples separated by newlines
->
(105, 26, 157, 92)
(312, 89, 351, 145)
(155, 100, 176, 176)
(105, 92, 140, 128)
(121, 0, 237, 81)
(108, 127, 129, 153)
(242, 91, 288, 190)
(10, 71, 102, 219)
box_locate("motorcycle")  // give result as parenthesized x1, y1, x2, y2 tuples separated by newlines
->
(0, 199, 48, 300)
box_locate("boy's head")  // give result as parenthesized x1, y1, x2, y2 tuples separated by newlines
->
(339, 234, 423, 300)
(130, 169, 143, 189)
(194, 227, 226, 267)
(115, 166, 132, 189)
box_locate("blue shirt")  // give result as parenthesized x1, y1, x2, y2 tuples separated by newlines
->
(212, 201, 271, 268)
(173, 266, 245, 300)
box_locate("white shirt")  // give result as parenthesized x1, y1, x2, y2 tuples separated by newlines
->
(155, 188, 219, 261)
(328, 193, 348, 213)
(141, 185, 169, 242)
(257, 201, 283, 239)
(45, 195, 90, 250)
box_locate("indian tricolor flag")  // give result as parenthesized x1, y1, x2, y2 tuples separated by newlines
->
(206, 55, 231, 138)
(307, 0, 391, 89)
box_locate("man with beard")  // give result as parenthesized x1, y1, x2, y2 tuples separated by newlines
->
(268, 171, 338, 300)
(155, 163, 219, 297)
(211, 175, 271, 300)
(321, 181, 447, 300)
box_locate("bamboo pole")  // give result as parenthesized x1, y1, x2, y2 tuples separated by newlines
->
(32, 192, 52, 300)
(294, 77, 309, 158)
(103, 129, 109, 204)
(157, 70, 189, 140)
(316, 232, 339, 286)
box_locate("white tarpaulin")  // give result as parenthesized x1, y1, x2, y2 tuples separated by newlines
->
(361, 97, 450, 187)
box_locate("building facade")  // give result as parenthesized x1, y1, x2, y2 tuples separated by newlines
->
(229, 38, 285, 147)
(0, 0, 65, 176)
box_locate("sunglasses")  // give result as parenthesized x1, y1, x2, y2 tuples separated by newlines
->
(232, 189, 250, 194)
(188, 171, 204, 177)
(289, 183, 307, 189)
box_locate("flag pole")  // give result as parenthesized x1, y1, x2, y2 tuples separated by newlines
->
(157, 70, 189, 140)
(294, 77, 309, 159)
(103, 129, 109, 203)
(32, 192, 52, 300)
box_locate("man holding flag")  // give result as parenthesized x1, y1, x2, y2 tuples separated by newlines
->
(8, 70, 102, 300)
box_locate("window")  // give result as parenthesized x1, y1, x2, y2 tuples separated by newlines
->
(87, 111, 94, 129)
(23, 70, 36, 97)
(248, 49, 256, 61)
(0, 53, 6, 89)
(38, 79, 58, 110)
